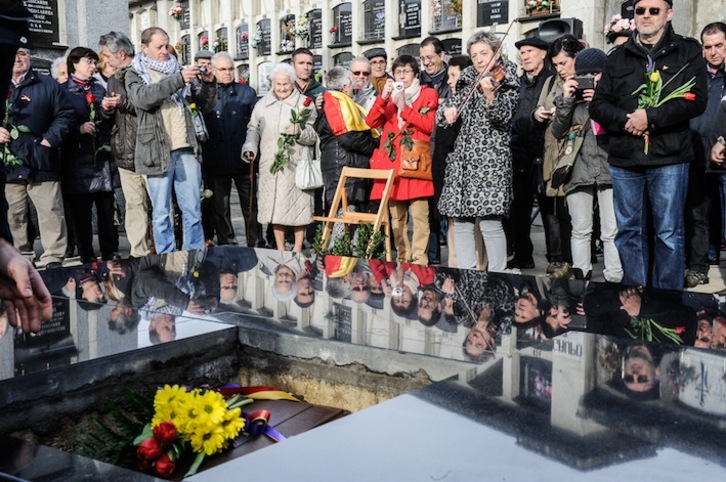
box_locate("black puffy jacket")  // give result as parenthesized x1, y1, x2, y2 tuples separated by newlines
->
(5, 70, 74, 182)
(590, 25, 707, 167)
(201, 81, 258, 177)
(315, 100, 378, 208)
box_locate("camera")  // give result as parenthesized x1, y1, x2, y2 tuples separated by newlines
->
(198, 65, 209, 75)
(392, 81, 404, 92)
(574, 76, 595, 91)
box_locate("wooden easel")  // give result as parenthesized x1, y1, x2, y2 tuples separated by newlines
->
(313, 167, 394, 261)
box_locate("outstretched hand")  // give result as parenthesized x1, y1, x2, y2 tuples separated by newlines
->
(0, 239, 52, 333)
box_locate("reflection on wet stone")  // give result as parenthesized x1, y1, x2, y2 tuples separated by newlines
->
(0, 246, 725, 477)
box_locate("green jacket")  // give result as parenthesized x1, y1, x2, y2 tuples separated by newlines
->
(125, 68, 216, 175)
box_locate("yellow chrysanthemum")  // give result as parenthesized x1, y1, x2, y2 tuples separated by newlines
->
(154, 384, 188, 411)
(189, 425, 227, 455)
(650, 71, 660, 83)
(220, 408, 245, 440)
(193, 390, 227, 425)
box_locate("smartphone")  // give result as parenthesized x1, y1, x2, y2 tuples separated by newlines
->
(574, 76, 595, 90)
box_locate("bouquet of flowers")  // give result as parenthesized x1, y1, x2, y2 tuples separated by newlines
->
(624, 316, 686, 345)
(293, 18, 309, 39)
(431, 0, 443, 17)
(200, 35, 209, 50)
(280, 39, 295, 53)
(632, 59, 696, 153)
(329, 26, 339, 34)
(525, 0, 555, 14)
(271, 97, 313, 174)
(2, 89, 30, 167)
(250, 27, 263, 49)
(168, 3, 184, 21)
(239, 31, 249, 43)
(603, 14, 636, 43)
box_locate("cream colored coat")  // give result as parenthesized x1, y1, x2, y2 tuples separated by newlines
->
(243, 89, 317, 225)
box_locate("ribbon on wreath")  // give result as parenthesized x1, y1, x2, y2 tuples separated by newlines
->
(243, 409, 287, 442)
(216, 384, 301, 402)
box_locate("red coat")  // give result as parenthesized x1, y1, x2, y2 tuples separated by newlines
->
(366, 86, 438, 201)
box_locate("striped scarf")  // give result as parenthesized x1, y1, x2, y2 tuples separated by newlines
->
(131, 52, 189, 108)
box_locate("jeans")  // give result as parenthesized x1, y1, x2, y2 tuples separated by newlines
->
(454, 217, 507, 271)
(610, 163, 688, 290)
(567, 187, 622, 282)
(147, 149, 204, 254)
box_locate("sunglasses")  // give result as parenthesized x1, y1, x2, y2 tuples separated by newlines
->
(623, 374, 649, 384)
(352, 71, 370, 76)
(634, 7, 662, 15)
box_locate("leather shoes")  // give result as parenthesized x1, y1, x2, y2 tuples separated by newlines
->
(507, 258, 534, 269)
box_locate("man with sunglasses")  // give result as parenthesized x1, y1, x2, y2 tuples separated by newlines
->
(591, 0, 707, 291)
(349, 56, 377, 113)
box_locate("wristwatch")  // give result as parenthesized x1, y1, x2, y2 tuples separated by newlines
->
(718, 136, 726, 147)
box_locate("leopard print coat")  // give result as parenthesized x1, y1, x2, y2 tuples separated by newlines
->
(436, 61, 519, 218)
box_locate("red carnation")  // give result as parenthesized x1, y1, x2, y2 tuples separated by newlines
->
(683, 92, 696, 102)
(152, 421, 177, 444)
(85, 92, 96, 104)
(154, 453, 176, 477)
(137, 437, 163, 461)
(674, 326, 686, 334)
(303, 96, 313, 107)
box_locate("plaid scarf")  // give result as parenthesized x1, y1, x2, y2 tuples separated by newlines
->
(132, 52, 189, 108)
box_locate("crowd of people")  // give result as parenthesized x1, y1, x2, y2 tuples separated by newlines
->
(4, 0, 726, 340)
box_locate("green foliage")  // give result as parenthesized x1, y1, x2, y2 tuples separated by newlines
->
(312, 223, 325, 254)
(315, 222, 386, 260)
(328, 229, 352, 256)
(76, 386, 155, 467)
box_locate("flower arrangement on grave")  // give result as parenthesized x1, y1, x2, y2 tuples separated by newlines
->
(448, 0, 462, 17)
(2, 89, 30, 167)
(200, 35, 209, 50)
(282, 19, 296, 41)
(280, 39, 295, 53)
(239, 31, 249, 43)
(168, 2, 184, 21)
(239, 67, 250, 84)
(525, 0, 555, 15)
(271, 96, 313, 174)
(212, 40, 221, 52)
(293, 17, 309, 39)
(249, 27, 263, 48)
(374, 11, 385, 30)
(603, 14, 636, 43)
(79, 385, 300, 478)
(431, 0, 443, 17)
(632, 58, 696, 154)
(329, 26, 339, 34)
(86, 91, 111, 162)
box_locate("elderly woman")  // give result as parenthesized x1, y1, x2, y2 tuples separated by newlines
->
(437, 31, 519, 272)
(61, 46, 120, 263)
(366, 54, 438, 265)
(243, 63, 317, 252)
(51, 56, 68, 84)
(315, 66, 378, 215)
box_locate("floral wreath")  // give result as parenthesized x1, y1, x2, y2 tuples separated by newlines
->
(604, 14, 636, 44)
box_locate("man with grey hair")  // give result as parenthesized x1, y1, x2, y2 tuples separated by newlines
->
(349, 56, 376, 113)
(100, 31, 152, 258)
(201, 51, 260, 247)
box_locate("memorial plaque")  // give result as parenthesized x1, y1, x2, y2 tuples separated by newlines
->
(180, 0, 190, 30)
(313, 55, 323, 75)
(477, 0, 509, 27)
(442, 38, 462, 56)
(333, 304, 353, 342)
(259, 19, 271, 56)
(236, 24, 249, 60)
(308, 9, 323, 49)
(363, 0, 386, 41)
(25, 0, 60, 48)
(398, 0, 421, 38)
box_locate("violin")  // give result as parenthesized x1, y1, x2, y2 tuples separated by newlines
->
(477, 62, 507, 93)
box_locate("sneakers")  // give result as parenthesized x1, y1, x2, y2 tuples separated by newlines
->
(684, 270, 709, 288)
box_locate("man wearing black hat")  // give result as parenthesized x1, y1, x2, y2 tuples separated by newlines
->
(0, 0, 53, 332)
(590, 0, 708, 291)
(365, 48, 391, 94)
(505, 36, 553, 270)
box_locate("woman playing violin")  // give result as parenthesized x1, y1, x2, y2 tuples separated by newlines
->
(437, 31, 519, 272)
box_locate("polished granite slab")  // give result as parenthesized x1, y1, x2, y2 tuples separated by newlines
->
(1, 247, 725, 479)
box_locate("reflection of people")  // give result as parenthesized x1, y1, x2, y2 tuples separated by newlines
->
(294, 272, 315, 307)
(272, 264, 297, 302)
(108, 302, 140, 334)
(219, 271, 239, 304)
(417, 284, 442, 327)
(148, 306, 178, 344)
(693, 310, 714, 349)
(463, 305, 499, 361)
(618, 342, 661, 401)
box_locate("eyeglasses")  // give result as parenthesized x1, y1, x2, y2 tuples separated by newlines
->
(370, 59, 386, 65)
(635, 7, 662, 15)
(394, 69, 414, 76)
(623, 374, 649, 384)
(352, 71, 370, 76)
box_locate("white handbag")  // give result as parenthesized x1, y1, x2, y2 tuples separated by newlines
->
(295, 148, 323, 190)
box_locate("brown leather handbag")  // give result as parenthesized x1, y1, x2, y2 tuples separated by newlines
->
(399, 139, 432, 180)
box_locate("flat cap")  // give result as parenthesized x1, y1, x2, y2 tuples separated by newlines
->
(194, 49, 213, 60)
(515, 37, 550, 50)
(364, 48, 387, 61)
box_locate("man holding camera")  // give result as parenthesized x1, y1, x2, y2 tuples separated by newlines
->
(590, 0, 707, 290)
(126, 27, 217, 254)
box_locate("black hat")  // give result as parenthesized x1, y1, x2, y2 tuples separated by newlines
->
(0, 0, 33, 48)
(364, 48, 387, 61)
(194, 49, 213, 60)
(632, 0, 672, 6)
(515, 37, 550, 51)
(575, 48, 607, 75)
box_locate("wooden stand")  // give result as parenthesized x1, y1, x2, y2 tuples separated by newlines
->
(313, 167, 394, 261)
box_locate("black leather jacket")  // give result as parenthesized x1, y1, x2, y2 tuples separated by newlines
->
(590, 25, 707, 167)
